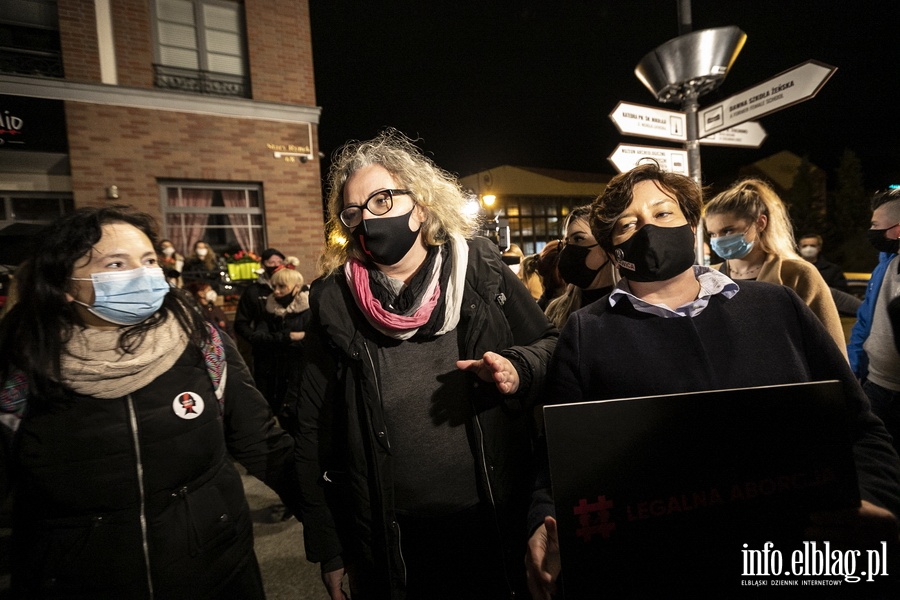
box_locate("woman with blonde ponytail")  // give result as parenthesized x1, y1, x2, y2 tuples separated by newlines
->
(703, 178, 846, 355)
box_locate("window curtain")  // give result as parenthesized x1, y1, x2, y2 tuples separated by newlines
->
(169, 188, 213, 254)
(221, 190, 255, 252)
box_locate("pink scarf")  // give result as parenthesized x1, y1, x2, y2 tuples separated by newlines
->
(345, 258, 441, 333)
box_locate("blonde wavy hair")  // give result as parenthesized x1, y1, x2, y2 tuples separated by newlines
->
(319, 129, 478, 275)
(703, 178, 801, 261)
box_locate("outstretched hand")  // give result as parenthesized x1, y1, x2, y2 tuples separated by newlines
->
(456, 351, 520, 395)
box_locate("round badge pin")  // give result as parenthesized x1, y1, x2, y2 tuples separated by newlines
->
(173, 391, 205, 419)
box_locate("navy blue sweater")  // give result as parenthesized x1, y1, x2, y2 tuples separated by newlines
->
(530, 280, 900, 531)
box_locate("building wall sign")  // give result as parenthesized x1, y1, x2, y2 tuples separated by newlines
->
(266, 123, 314, 162)
(0, 95, 68, 153)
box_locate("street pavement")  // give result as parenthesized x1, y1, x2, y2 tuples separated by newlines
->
(0, 465, 325, 599)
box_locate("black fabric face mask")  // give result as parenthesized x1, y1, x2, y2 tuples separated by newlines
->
(355, 207, 421, 266)
(275, 293, 297, 308)
(866, 228, 900, 254)
(613, 224, 696, 282)
(557, 243, 606, 289)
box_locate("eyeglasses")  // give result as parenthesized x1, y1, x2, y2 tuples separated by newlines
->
(340, 189, 412, 228)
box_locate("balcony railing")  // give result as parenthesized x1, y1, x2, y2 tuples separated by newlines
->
(153, 64, 250, 98)
(0, 47, 64, 78)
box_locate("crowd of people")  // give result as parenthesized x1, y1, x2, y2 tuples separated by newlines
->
(1, 129, 899, 599)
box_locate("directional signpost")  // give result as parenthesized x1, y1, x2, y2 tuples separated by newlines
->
(608, 60, 834, 175)
(698, 121, 766, 148)
(610, 101, 686, 142)
(608, 144, 689, 175)
(699, 60, 836, 137)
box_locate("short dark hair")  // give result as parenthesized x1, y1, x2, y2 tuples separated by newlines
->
(871, 188, 900, 212)
(799, 234, 823, 246)
(590, 162, 703, 252)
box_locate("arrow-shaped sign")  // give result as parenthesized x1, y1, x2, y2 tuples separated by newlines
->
(610, 101, 686, 142)
(699, 60, 836, 137)
(608, 144, 689, 175)
(699, 121, 767, 148)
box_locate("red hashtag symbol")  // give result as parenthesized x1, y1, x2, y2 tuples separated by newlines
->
(573, 495, 616, 542)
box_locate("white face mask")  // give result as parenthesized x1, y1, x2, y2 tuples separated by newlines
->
(799, 245, 819, 259)
(162, 246, 175, 257)
(196, 248, 208, 258)
(205, 290, 217, 303)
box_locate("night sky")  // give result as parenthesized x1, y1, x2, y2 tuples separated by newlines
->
(310, 1, 900, 190)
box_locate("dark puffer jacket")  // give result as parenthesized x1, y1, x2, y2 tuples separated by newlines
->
(8, 331, 300, 599)
(293, 237, 558, 599)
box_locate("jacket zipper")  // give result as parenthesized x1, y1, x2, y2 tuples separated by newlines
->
(469, 299, 517, 598)
(127, 394, 155, 599)
(362, 342, 407, 589)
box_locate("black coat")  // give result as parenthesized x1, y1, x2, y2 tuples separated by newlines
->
(252, 296, 311, 411)
(233, 278, 273, 351)
(9, 331, 300, 599)
(293, 237, 558, 598)
(530, 281, 900, 529)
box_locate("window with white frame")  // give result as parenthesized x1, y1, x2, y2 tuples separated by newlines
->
(161, 182, 264, 257)
(152, 0, 249, 97)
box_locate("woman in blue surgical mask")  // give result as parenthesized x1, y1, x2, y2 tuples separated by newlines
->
(0, 207, 302, 598)
(703, 178, 846, 355)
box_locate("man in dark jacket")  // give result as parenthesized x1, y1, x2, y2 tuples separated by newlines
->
(234, 247, 284, 398)
(798, 233, 849, 292)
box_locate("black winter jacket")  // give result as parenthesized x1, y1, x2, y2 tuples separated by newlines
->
(9, 331, 300, 599)
(234, 278, 274, 354)
(293, 237, 558, 598)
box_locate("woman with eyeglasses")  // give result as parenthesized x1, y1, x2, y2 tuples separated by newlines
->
(544, 205, 619, 328)
(292, 129, 557, 599)
(703, 178, 846, 356)
(0, 207, 301, 599)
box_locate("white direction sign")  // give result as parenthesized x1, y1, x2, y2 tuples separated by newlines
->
(699, 60, 836, 137)
(699, 121, 767, 148)
(608, 144, 689, 175)
(610, 101, 686, 142)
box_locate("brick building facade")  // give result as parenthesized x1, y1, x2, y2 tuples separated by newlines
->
(1, 0, 324, 281)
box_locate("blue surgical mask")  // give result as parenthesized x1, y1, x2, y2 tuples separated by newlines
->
(710, 231, 754, 260)
(71, 266, 169, 325)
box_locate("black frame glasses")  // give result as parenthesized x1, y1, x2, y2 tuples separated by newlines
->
(340, 189, 412, 228)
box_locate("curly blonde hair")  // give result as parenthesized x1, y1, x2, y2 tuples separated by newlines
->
(703, 178, 801, 261)
(319, 129, 478, 275)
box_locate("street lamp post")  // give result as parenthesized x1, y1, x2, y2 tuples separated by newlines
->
(634, 25, 747, 262)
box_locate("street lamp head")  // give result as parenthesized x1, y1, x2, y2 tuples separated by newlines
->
(635, 26, 747, 103)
